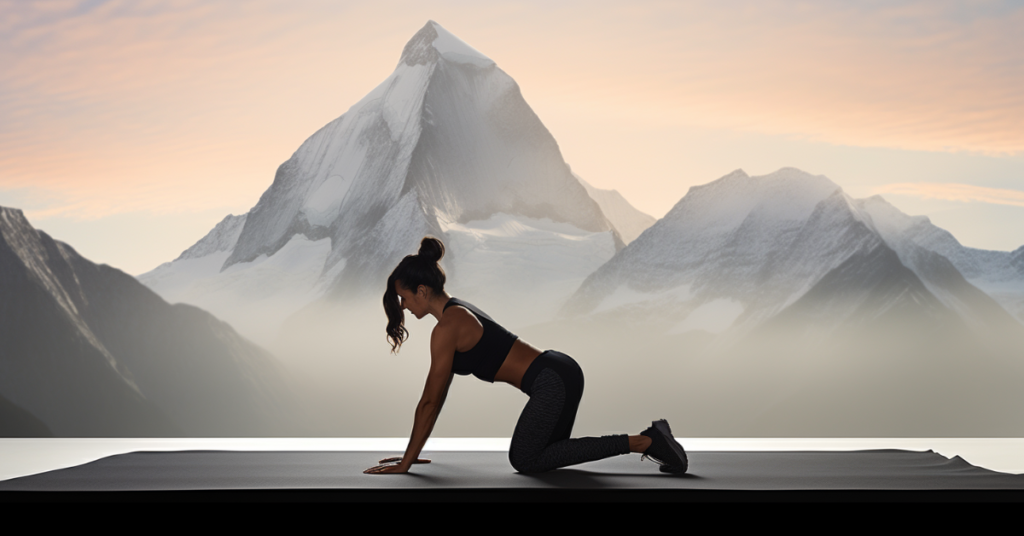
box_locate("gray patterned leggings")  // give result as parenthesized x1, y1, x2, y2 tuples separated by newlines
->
(508, 350, 631, 473)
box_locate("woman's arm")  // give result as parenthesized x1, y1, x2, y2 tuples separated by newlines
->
(365, 323, 456, 474)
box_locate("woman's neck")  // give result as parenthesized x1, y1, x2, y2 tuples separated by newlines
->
(426, 291, 453, 321)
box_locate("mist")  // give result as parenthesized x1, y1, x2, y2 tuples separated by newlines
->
(250, 283, 1024, 439)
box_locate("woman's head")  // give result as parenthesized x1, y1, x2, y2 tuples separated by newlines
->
(384, 237, 446, 352)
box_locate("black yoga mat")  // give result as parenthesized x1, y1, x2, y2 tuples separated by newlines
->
(2, 449, 1022, 494)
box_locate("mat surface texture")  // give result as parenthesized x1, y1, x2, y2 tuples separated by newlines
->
(2, 449, 1022, 493)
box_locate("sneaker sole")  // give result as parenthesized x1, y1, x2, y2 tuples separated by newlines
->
(653, 419, 688, 474)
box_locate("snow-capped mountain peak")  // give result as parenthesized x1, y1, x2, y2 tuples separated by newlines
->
(857, 195, 934, 239)
(566, 163, 1024, 341)
(665, 167, 841, 234)
(140, 21, 622, 343)
(401, 21, 495, 68)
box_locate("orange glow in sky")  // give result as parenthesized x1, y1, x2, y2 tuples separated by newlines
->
(2, 0, 1023, 273)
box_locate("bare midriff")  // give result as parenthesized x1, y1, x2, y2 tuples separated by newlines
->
(492, 339, 543, 390)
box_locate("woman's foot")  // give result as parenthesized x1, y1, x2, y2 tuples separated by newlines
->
(639, 419, 688, 474)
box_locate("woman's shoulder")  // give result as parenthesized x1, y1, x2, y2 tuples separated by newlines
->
(435, 302, 482, 336)
(432, 302, 482, 351)
(438, 302, 479, 328)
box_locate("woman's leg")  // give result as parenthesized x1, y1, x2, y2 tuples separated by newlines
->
(508, 367, 630, 473)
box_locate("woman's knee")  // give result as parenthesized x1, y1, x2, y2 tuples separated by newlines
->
(509, 450, 549, 474)
(510, 459, 549, 474)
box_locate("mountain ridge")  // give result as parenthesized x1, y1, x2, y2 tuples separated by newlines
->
(0, 206, 298, 436)
(564, 167, 1022, 341)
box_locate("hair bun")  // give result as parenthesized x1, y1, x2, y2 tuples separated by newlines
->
(418, 236, 445, 262)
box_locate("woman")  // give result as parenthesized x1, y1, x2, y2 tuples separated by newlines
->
(364, 237, 687, 475)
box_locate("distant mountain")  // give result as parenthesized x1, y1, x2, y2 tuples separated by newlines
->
(0, 207, 297, 436)
(857, 195, 1024, 323)
(140, 21, 624, 340)
(577, 175, 656, 245)
(759, 241, 962, 339)
(176, 213, 248, 261)
(566, 168, 1021, 339)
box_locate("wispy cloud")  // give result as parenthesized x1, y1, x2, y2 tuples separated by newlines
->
(874, 183, 1024, 208)
(1, 0, 1023, 221)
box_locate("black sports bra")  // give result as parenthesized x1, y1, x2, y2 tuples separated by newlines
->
(443, 298, 518, 383)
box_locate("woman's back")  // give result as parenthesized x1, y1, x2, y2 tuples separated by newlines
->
(439, 298, 542, 391)
(444, 298, 517, 382)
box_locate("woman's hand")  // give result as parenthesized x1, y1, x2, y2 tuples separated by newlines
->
(378, 456, 431, 464)
(363, 456, 430, 474)
(364, 463, 411, 474)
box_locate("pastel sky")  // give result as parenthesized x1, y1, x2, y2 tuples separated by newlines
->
(2, 0, 1023, 274)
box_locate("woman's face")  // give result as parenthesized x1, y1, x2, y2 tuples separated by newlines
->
(396, 282, 428, 319)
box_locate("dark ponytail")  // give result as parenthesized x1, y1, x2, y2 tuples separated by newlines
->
(384, 237, 447, 353)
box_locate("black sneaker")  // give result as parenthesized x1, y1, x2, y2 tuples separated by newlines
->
(640, 419, 688, 474)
